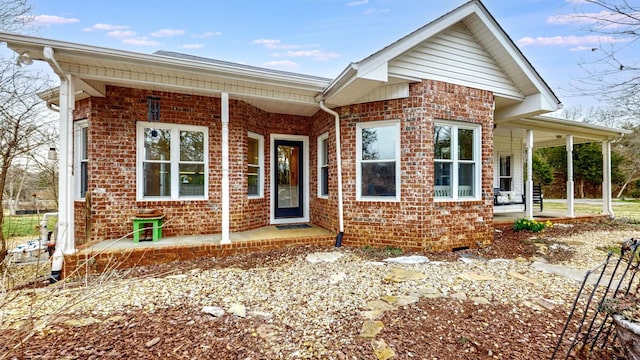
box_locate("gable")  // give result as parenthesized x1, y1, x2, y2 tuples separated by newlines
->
(389, 22, 524, 101)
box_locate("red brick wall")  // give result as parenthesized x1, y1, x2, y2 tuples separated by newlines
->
(335, 79, 495, 251)
(77, 86, 314, 242)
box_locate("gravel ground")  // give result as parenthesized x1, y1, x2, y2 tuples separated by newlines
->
(1, 220, 638, 359)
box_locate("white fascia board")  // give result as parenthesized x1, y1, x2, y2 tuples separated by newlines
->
(531, 115, 633, 137)
(0, 32, 330, 92)
(356, 60, 388, 82)
(494, 93, 557, 122)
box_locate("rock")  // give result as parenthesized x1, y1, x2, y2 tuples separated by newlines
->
(361, 310, 386, 320)
(247, 311, 272, 320)
(382, 295, 419, 306)
(371, 339, 396, 360)
(534, 297, 558, 310)
(458, 271, 496, 281)
(330, 272, 347, 284)
(63, 317, 102, 327)
(410, 286, 443, 298)
(145, 337, 161, 348)
(382, 255, 429, 264)
(488, 258, 510, 263)
(470, 296, 490, 305)
(202, 306, 225, 317)
(360, 320, 384, 338)
(364, 299, 397, 312)
(256, 324, 279, 341)
(306, 252, 343, 263)
(450, 292, 468, 301)
(384, 267, 426, 282)
(507, 271, 539, 285)
(228, 303, 246, 318)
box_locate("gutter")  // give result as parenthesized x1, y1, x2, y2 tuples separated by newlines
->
(318, 101, 345, 247)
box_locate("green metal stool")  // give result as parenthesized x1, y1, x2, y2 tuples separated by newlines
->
(132, 215, 164, 242)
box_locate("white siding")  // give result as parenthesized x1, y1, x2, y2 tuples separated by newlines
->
(356, 83, 409, 103)
(388, 23, 524, 100)
(494, 133, 524, 193)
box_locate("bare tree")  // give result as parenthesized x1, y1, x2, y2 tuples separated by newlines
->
(571, 1, 640, 107)
(0, 60, 55, 264)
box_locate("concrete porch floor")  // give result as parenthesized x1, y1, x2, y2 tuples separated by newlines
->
(492, 210, 608, 225)
(76, 223, 335, 255)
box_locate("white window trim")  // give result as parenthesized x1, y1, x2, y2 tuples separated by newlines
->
(248, 131, 264, 199)
(434, 120, 482, 202)
(136, 121, 209, 201)
(74, 119, 88, 200)
(356, 120, 401, 202)
(317, 132, 329, 199)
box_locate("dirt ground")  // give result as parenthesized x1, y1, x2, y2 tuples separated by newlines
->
(1, 219, 634, 359)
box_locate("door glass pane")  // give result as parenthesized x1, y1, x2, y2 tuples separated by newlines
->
(434, 126, 451, 160)
(144, 128, 171, 160)
(277, 145, 300, 208)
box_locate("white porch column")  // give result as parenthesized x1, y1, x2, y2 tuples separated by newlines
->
(602, 140, 614, 217)
(566, 135, 575, 217)
(525, 130, 533, 220)
(220, 92, 231, 244)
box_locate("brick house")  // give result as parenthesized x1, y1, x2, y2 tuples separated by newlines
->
(0, 1, 628, 272)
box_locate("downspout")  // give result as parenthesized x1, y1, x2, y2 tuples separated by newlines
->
(43, 46, 76, 281)
(319, 101, 344, 247)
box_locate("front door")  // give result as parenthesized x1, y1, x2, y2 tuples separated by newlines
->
(274, 140, 304, 219)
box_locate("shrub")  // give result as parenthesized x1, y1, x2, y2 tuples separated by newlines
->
(513, 218, 552, 233)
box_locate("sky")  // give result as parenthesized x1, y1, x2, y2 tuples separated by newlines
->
(6, 0, 639, 111)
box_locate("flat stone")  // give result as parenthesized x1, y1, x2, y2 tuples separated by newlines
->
(470, 296, 490, 305)
(228, 303, 246, 318)
(410, 286, 443, 298)
(330, 272, 347, 284)
(63, 317, 102, 327)
(364, 299, 397, 312)
(534, 297, 558, 310)
(508, 271, 539, 285)
(450, 292, 468, 301)
(202, 306, 225, 317)
(531, 261, 593, 284)
(145, 337, 161, 348)
(382, 295, 419, 306)
(384, 267, 426, 282)
(247, 311, 273, 320)
(360, 320, 384, 338)
(488, 258, 511, 263)
(371, 339, 396, 360)
(256, 324, 280, 341)
(360, 310, 386, 320)
(458, 271, 496, 281)
(382, 255, 429, 264)
(306, 252, 343, 263)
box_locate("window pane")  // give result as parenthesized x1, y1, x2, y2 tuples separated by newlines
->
(179, 164, 204, 196)
(80, 162, 88, 198)
(248, 166, 259, 196)
(458, 163, 475, 197)
(143, 162, 171, 197)
(144, 128, 171, 161)
(81, 127, 88, 159)
(180, 131, 204, 162)
(361, 162, 396, 197)
(248, 137, 259, 166)
(321, 138, 329, 166)
(458, 128, 474, 160)
(434, 162, 451, 197)
(321, 166, 329, 196)
(500, 155, 511, 176)
(361, 125, 396, 160)
(434, 126, 451, 160)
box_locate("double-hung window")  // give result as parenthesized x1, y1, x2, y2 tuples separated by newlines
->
(248, 132, 264, 198)
(434, 121, 481, 200)
(356, 120, 400, 201)
(74, 120, 88, 199)
(317, 132, 329, 198)
(137, 122, 208, 200)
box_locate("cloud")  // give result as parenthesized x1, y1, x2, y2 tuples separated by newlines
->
(252, 38, 311, 50)
(364, 8, 390, 15)
(151, 28, 185, 38)
(516, 35, 629, 47)
(181, 43, 204, 49)
(263, 60, 298, 70)
(20, 15, 79, 26)
(84, 23, 129, 32)
(107, 30, 136, 39)
(122, 38, 161, 46)
(547, 11, 640, 27)
(192, 31, 222, 38)
(284, 49, 340, 61)
(347, 0, 368, 5)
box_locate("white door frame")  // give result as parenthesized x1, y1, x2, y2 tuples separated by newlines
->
(270, 134, 310, 224)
